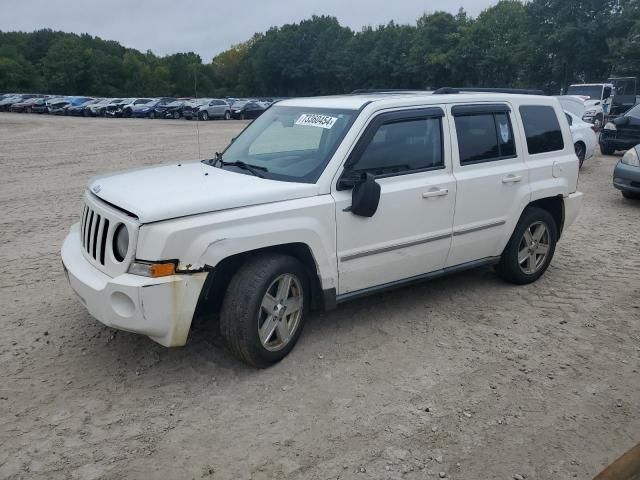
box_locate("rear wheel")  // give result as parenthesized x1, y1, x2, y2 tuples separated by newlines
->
(224, 111, 231, 120)
(219, 254, 309, 368)
(575, 142, 586, 168)
(173, 111, 180, 119)
(495, 207, 558, 285)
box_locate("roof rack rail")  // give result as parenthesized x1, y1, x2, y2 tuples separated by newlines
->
(350, 89, 428, 94)
(433, 87, 546, 95)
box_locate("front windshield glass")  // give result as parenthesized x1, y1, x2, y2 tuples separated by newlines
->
(567, 85, 603, 99)
(219, 106, 357, 183)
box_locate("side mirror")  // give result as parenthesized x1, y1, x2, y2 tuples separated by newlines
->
(351, 173, 381, 218)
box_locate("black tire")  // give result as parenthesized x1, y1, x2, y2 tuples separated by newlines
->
(575, 142, 586, 169)
(224, 111, 231, 120)
(600, 142, 615, 155)
(240, 112, 246, 120)
(622, 191, 640, 200)
(219, 253, 309, 368)
(495, 207, 558, 285)
(200, 110, 209, 121)
(173, 111, 180, 119)
(148, 111, 155, 119)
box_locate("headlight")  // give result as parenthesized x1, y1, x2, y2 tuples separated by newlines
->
(621, 148, 640, 167)
(604, 122, 617, 131)
(113, 223, 129, 262)
(234, 110, 241, 113)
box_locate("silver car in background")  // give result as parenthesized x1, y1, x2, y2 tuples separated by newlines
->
(195, 99, 231, 120)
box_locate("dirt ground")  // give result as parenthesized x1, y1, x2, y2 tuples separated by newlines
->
(0, 113, 638, 480)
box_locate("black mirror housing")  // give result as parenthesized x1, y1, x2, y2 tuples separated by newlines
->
(351, 173, 381, 217)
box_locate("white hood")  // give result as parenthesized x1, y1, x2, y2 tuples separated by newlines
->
(89, 162, 318, 223)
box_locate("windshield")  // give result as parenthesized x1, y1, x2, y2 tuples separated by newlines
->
(567, 85, 603, 99)
(167, 101, 183, 107)
(218, 106, 357, 183)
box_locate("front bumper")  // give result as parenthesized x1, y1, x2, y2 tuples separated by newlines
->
(613, 161, 640, 194)
(61, 224, 207, 347)
(600, 131, 640, 151)
(563, 192, 583, 231)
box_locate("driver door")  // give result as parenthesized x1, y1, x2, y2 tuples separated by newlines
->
(332, 108, 456, 296)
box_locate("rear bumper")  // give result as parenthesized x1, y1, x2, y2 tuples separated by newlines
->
(563, 192, 583, 230)
(613, 161, 640, 194)
(61, 224, 207, 347)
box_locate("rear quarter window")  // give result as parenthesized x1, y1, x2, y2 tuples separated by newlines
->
(519, 105, 564, 154)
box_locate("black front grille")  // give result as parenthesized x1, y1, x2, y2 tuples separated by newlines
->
(80, 205, 110, 265)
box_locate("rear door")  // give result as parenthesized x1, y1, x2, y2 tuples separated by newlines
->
(333, 107, 456, 295)
(446, 103, 531, 267)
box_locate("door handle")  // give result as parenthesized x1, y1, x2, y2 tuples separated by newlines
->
(502, 174, 523, 184)
(422, 188, 449, 199)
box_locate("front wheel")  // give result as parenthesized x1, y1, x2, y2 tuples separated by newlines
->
(200, 111, 209, 121)
(148, 111, 155, 119)
(173, 111, 180, 119)
(495, 207, 558, 285)
(220, 254, 309, 368)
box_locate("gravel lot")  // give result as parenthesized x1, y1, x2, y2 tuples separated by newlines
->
(0, 113, 639, 480)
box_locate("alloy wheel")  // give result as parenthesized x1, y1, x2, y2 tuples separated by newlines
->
(518, 221, 550, 275)
(258, 274, 303, 352)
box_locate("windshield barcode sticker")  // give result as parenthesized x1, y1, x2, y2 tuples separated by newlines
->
(295, 114, 338, 129)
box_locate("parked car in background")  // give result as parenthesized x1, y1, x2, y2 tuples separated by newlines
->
(565, 111, 597, 168)
(150, 98, 180, 119)
(88, 98, 118, 117)
(131, 97, 175, 118)
(9, 96, 44, 113)
(600, 103, 640, 155)
(0, 93, 38, 111)
(182, 98, 211, 120)
(30, 97, 51, 114)
(613, 144, 640, 200)
(48, 98, 73, 115)
(196, 99, 231, 120)
(105, 98, 134, 117)
(231, 101, 266, 120)
(67, 98, 100, 116)
(160, 100, 189, 119)
(121, 98, 153, 118)
(567, 83, 613, 128)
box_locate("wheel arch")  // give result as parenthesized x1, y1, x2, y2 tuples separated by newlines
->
(192, 242, 329, 323)
(526, 195, 565, 239)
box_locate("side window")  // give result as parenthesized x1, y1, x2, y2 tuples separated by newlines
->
(350, 117, 443, 175)
(519, 105, 564, 155)
(455, 112, 516, 165)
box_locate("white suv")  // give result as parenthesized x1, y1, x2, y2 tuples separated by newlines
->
(61, 91, 583, 367)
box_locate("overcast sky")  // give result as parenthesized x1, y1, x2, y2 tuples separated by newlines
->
(0, 0, 497, 61)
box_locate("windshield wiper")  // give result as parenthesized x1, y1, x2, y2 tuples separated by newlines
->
(204, 153, 268, 178)
(221, 160, 268, 178)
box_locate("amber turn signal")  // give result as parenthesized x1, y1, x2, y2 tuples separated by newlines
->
(128, 261, 176, 278)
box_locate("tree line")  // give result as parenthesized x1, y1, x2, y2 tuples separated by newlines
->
(1, 0, 639, 98)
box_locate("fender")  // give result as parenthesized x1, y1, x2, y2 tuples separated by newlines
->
(135, 195, 338, 291)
